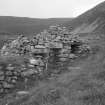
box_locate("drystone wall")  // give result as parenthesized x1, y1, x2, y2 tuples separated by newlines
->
(0, 25, 91, 96)
(0, 57, 47, 95)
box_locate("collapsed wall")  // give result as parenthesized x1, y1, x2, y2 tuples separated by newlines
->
(0, 57, 47, 95)
(0, 25, 91, 96)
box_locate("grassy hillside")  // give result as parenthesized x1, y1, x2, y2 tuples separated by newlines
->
(0, 16, 72, 35)
(65, 1, 105, 34)
(0, 16, 72, 48)
(1, 34, 105, 105)
(1, 1, 105, 105)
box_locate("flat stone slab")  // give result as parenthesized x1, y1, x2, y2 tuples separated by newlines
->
(68, 67, 81, 70)
(16, 91, 29, 95)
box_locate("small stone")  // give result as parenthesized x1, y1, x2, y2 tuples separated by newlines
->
(0, 66, 3, 70)
(21, 65, 26, 67)
(12, 76, 18, 80)
(5, 71, 13, 76)
(0, 71, 4, 76)
(17, 91, 29, 95)
(21, 71, 28, 77)
(0, 83, 3, 88)
(3, 82, 14, 89)
(39, 61, 45, 67)
(21, 67, 27, 71)
(11, 79, 17, 84)
(22, 69, 35, 76)
(29, 58, 39, 65)
(34, 70, 38, 73)
(69, 54, 77, 59)
(59, 57, 67, 62)
(5, 77, 12, 82)
(8, 64, 12, 66)
(38, 67, 44, 72)
(13, 71, 18, 75)
(0, 88, 4, 93)
(6, 66, 15, 71)
(28, 64, 35, 67)
(0, 76, 4, 81)
(68, 67, 81, 70)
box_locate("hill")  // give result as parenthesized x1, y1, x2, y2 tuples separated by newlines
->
(0, 17, 72, 48)
(0, 16, 72, 35)
(65, 1, 105, 34)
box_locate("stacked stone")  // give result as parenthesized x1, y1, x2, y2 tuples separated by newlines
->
(58, 48, 70, 62)
(0, 58, 48, 96)
(0, 25, 92, 96)
(0, 24, 91, 65)
(0, 64, 21, 95)
(30, 44, 49, 77)
(0, 25, 91, 71)
(28, 56, 47, 76)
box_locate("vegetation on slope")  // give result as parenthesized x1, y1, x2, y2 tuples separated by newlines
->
(0, 16, 72, 35)
(0, 34, 105, 105)
(64, 1, 105, 34)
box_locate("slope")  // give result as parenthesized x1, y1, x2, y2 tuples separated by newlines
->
(65, 1, 105, 34)
(0, 16, 72, 35)
(1, 36, 105, 105)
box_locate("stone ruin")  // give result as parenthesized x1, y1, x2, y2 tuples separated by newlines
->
(0, 25, 91, 96)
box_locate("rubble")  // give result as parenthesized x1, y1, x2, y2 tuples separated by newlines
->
(0, 25, 91, 96)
